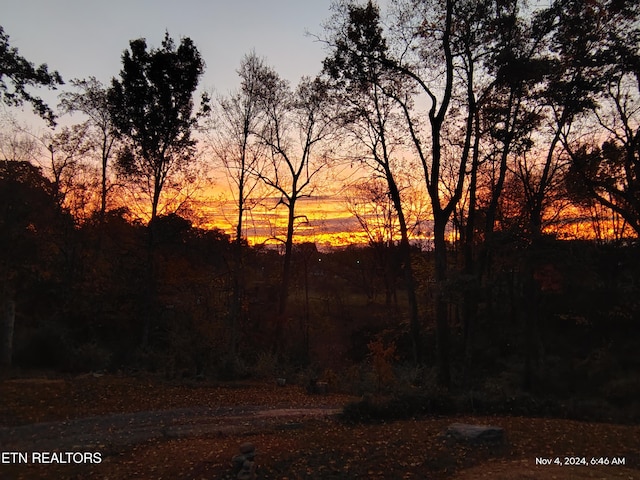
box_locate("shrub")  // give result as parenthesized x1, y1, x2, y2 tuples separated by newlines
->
(367, 337, 398, 391)
(14, 323, 70, 369)
(216, 355, 250, 380)
(394, 363, 426, 389)
(65, 343, 112, 372)
(129, 347, 170, 374)
(602, 374, 640, 407)
(341, 389, 455, 423)
(253, 351, 279, 379)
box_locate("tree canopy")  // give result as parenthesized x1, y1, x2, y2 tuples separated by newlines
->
(108, 31, 208, 222)
(0, 25, 63, 125)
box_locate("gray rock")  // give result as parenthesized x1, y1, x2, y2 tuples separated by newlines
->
(233, 443, 257, 479)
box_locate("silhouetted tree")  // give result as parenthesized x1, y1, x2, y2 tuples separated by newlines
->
(254, 70, 335, 351)
(514, 0, 635, 239)
(385, 0, 463, 385)
(108, 31, 208, 225)
(206, 52, 270, 363)
(567, 140, 640, 237)
(0, 25, 63, 125)
(473, 0, 547, 265)
(60, 77, 118, 220)
(108, 31, 208, 346)
(0, 160, 71, 366)
(561, 0, 640, 237)
(210, 52, 271, 244)
(346, 179, 399, 305)
(42, 123, 93, 211)
(323, 0, 423, 364)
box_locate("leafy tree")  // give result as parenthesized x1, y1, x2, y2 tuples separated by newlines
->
(108, 32, 208, 225)
(59, 77, 118, 220)
(209, 53, 268, 246)
(0, 126, 39, 164)
(254, 71, 335, 350)
(386, 0, 465, 385)
(0, 160, 71, 366)
(323, 0, 423, 364)
(108, 32, 207, 346)
(561, 0, 640, 237)
(1, 122, 95, 222)
(0, 25, 63, 125)
(567, 139, 640, 237)
(473, 0, 547, 258)
(346, 178, 402, 306)
(514, 0, 638, 238)
(42, 123, 93, 211)
(206, 52, 270, 363)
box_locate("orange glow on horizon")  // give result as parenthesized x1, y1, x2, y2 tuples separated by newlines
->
(95, 185, 636, 250)
(542, 203, 636, 242)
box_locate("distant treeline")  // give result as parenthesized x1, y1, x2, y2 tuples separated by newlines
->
(1, 158, 639, 417)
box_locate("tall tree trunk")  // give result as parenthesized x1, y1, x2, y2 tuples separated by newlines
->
(387, 175, 421, 364)
(302, 254, 311, 364)
(521, 253, 540, 392)
(462, 110, 481, 384)
(228, 179, 247, 362)
(141, 203, 159, 348)
(401, 239, 421, 365)
(229, 239, 243, 361)
(276, 199, 296, 354)
(433, 214, 451, 387)
(100, 136, 109, 221)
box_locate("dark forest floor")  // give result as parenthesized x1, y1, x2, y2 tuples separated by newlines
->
(1, 374, 639, 479)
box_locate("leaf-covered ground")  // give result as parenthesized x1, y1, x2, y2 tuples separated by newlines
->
(1, 374, 638, 479)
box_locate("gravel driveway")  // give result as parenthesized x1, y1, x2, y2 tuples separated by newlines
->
(0, 405, 341, 453)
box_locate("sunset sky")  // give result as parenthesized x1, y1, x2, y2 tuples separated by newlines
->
(2, 0, 388, 245)
(1, 0, 616, 246)
(1, 1, 337, 101)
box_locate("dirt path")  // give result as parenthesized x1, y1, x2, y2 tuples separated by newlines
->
(2, 377, 638, 479)
(0, 405, 342, 453)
